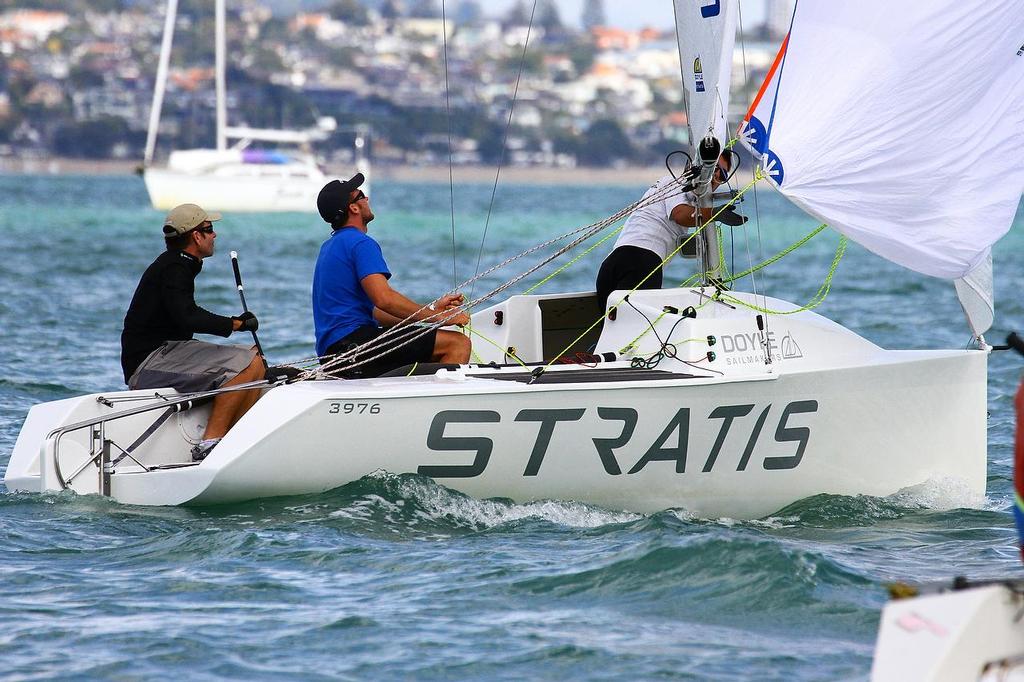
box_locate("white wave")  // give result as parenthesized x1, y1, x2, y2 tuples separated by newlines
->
(364, 471, 643, 529)
(889, 476, 996, 512)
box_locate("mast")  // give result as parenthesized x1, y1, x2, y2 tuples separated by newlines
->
(215, 0, 227, 152)
(144, 0, 178, 166)
(671, 0, 739, 284)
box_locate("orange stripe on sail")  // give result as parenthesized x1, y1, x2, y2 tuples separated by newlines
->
(742, 32, 790, 125)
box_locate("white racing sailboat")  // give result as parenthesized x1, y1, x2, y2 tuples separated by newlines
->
(141, 0, 370, 213)
(5, 1, 1023, 524)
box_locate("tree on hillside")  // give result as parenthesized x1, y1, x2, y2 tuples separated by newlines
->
(578, 118, 632, 166)
(408, 0, 440, 19)
(581, 0, 606, 30)
(502, 0, 531, 28)
(53, 116, 132, 159)
(380, 0, 403, 21)
(455, 0, 482, 26)
(328, 0, 370, 26)
(537, 0, 563, 34)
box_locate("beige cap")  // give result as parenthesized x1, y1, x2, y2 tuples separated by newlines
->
(162, 203, 222, 237)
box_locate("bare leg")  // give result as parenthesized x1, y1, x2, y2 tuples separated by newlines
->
(203, 356, 265, 440)
(432, 330, 471, 364)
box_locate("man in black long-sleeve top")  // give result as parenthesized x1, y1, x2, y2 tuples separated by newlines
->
(121, 203, 264, 460)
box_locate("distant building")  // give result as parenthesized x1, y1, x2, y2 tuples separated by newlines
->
(0, 10, 69, 44)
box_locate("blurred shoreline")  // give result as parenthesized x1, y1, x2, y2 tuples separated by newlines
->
(0, 157, 719, 187)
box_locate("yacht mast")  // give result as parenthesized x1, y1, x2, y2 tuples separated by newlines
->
(144, 0, 178, 166)
(215, 0, 227, 152)
(672, 0, 738, 284)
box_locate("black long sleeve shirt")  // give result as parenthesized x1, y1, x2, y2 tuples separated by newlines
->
(120, 249, 234, 383)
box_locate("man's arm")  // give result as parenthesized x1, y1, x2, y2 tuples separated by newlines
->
(373, 308, 406, 327)
(670, 203, 747, 228)
(670, 203, 715, 227)
(161, 263, 235, 337)
(361, 274, 469, 326)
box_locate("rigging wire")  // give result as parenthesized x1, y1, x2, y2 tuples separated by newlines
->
(468, 0, 538, 305)
(737, 0, 771, 348)
(440, 0, 458, 289)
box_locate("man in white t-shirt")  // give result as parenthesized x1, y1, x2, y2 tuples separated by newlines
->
(595, 154, 746, 311)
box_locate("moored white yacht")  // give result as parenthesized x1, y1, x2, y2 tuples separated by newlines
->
(141, 0, 369, 213)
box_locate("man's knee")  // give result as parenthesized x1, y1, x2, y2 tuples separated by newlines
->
(451, 332, 471, 362)
(436, 331, 471, 362)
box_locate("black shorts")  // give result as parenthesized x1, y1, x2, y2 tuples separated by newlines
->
(595, 245, 664, 312)
(322, 325, 438, 378)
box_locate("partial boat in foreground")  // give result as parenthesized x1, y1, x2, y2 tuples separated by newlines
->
(871, 335, 1024, 681)
(872, 578, 1024, 682)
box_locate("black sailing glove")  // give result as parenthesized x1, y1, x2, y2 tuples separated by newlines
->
(715, 207, 748, 227)
(233, 311, 259, 332)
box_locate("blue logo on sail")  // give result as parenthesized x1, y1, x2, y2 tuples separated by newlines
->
(741, 116, 769, 154)
(763, 150, 785, 186)
(700, 1, 722, 18)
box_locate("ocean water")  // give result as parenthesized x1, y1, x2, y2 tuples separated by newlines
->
(0, 173, 1022, 680)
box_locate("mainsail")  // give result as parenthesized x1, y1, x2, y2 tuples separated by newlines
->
(673, 0, 739, 279)
(673, 0, 739, 148)
(739, 2, 1024, 287)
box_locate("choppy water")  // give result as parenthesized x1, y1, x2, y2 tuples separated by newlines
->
(1, 174, 1022, 680)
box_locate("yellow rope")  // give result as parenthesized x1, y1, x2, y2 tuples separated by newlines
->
(463, 164, 843, 371)
(463, 324, 529, 368)
(619, 310, 669, 354)
(540, 170, 767, 370)
(719, 235, 847, 315)
(524, 224, 625, 295)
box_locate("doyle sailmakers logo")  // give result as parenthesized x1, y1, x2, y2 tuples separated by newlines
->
(1018, 42, 1024, 56)
(780, 333, 803, 360)
(693, 57, 706, 92)
(718, 331, 804, 366)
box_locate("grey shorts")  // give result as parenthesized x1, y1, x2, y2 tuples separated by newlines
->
(128, 340, 257, 393)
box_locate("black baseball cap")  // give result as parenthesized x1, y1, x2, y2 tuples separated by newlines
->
(317, 173, 365, 224)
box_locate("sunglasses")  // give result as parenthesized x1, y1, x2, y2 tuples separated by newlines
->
(193, 225, 215, 234)
(350, 191, 368, 204)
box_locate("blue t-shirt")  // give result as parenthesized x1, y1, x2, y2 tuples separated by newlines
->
(312, 227, 391, 356)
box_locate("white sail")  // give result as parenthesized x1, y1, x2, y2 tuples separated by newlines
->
(673, 0, 739, 146)
(955, 253, 994, 338)
(739, 1, 1024, 280)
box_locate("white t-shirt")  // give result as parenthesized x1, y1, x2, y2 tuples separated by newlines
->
(612, 175, 697, 259)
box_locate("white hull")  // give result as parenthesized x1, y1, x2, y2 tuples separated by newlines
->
(142, 147, 371, 213)
(144, 166, 325, 213)
(4, 288, 989, 516)
(872, 582, 1024, 681)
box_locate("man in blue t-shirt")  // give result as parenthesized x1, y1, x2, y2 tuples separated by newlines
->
(312, 173, 471, 377)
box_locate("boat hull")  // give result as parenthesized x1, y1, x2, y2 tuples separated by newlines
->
(4, 290, 989, 516)
(185, 352, 988, 516)
(7, 349, 985, 518)
(143, 167, 324, 213)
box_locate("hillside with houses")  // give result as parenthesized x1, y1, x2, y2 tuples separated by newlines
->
(0, 0, 789, 168)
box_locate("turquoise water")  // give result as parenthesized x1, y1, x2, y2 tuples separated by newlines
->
(1, 174, 1021, 680)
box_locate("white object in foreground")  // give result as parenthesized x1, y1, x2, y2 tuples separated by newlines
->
(872, 581, 1024, 682)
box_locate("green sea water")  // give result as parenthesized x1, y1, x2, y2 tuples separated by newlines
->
(0, 173, 1021, 680)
